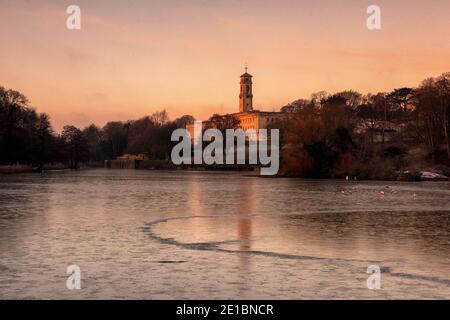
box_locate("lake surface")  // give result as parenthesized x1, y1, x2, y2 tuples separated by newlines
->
(0, 169, 449, 299)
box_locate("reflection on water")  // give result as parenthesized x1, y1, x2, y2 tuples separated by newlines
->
(0, 169, 449, 299)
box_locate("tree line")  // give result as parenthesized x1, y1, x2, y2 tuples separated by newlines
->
(1, 71, 449, 177)
(0, 86, 194, 170)
(278, 72, 450, 179)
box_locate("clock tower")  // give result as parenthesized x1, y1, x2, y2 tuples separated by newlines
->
(239, 66, 253, 113)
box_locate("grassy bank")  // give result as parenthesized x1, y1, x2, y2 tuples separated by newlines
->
(0, 164, 69, 174)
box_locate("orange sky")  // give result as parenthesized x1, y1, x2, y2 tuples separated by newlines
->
(1, 0, 449, 131)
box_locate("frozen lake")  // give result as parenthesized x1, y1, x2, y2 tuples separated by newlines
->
(0, 169, 449, 299)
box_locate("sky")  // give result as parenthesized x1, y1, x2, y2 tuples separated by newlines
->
(1, 0, 450, 131)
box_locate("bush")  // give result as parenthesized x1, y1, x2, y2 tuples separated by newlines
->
(383, 146, 407, 158)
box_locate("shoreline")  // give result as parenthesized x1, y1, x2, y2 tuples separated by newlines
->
(1, 164, 448, 182)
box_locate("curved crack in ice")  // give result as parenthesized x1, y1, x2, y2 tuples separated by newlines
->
(143, 215, 450, 287)
(143, 215, 372, 263)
